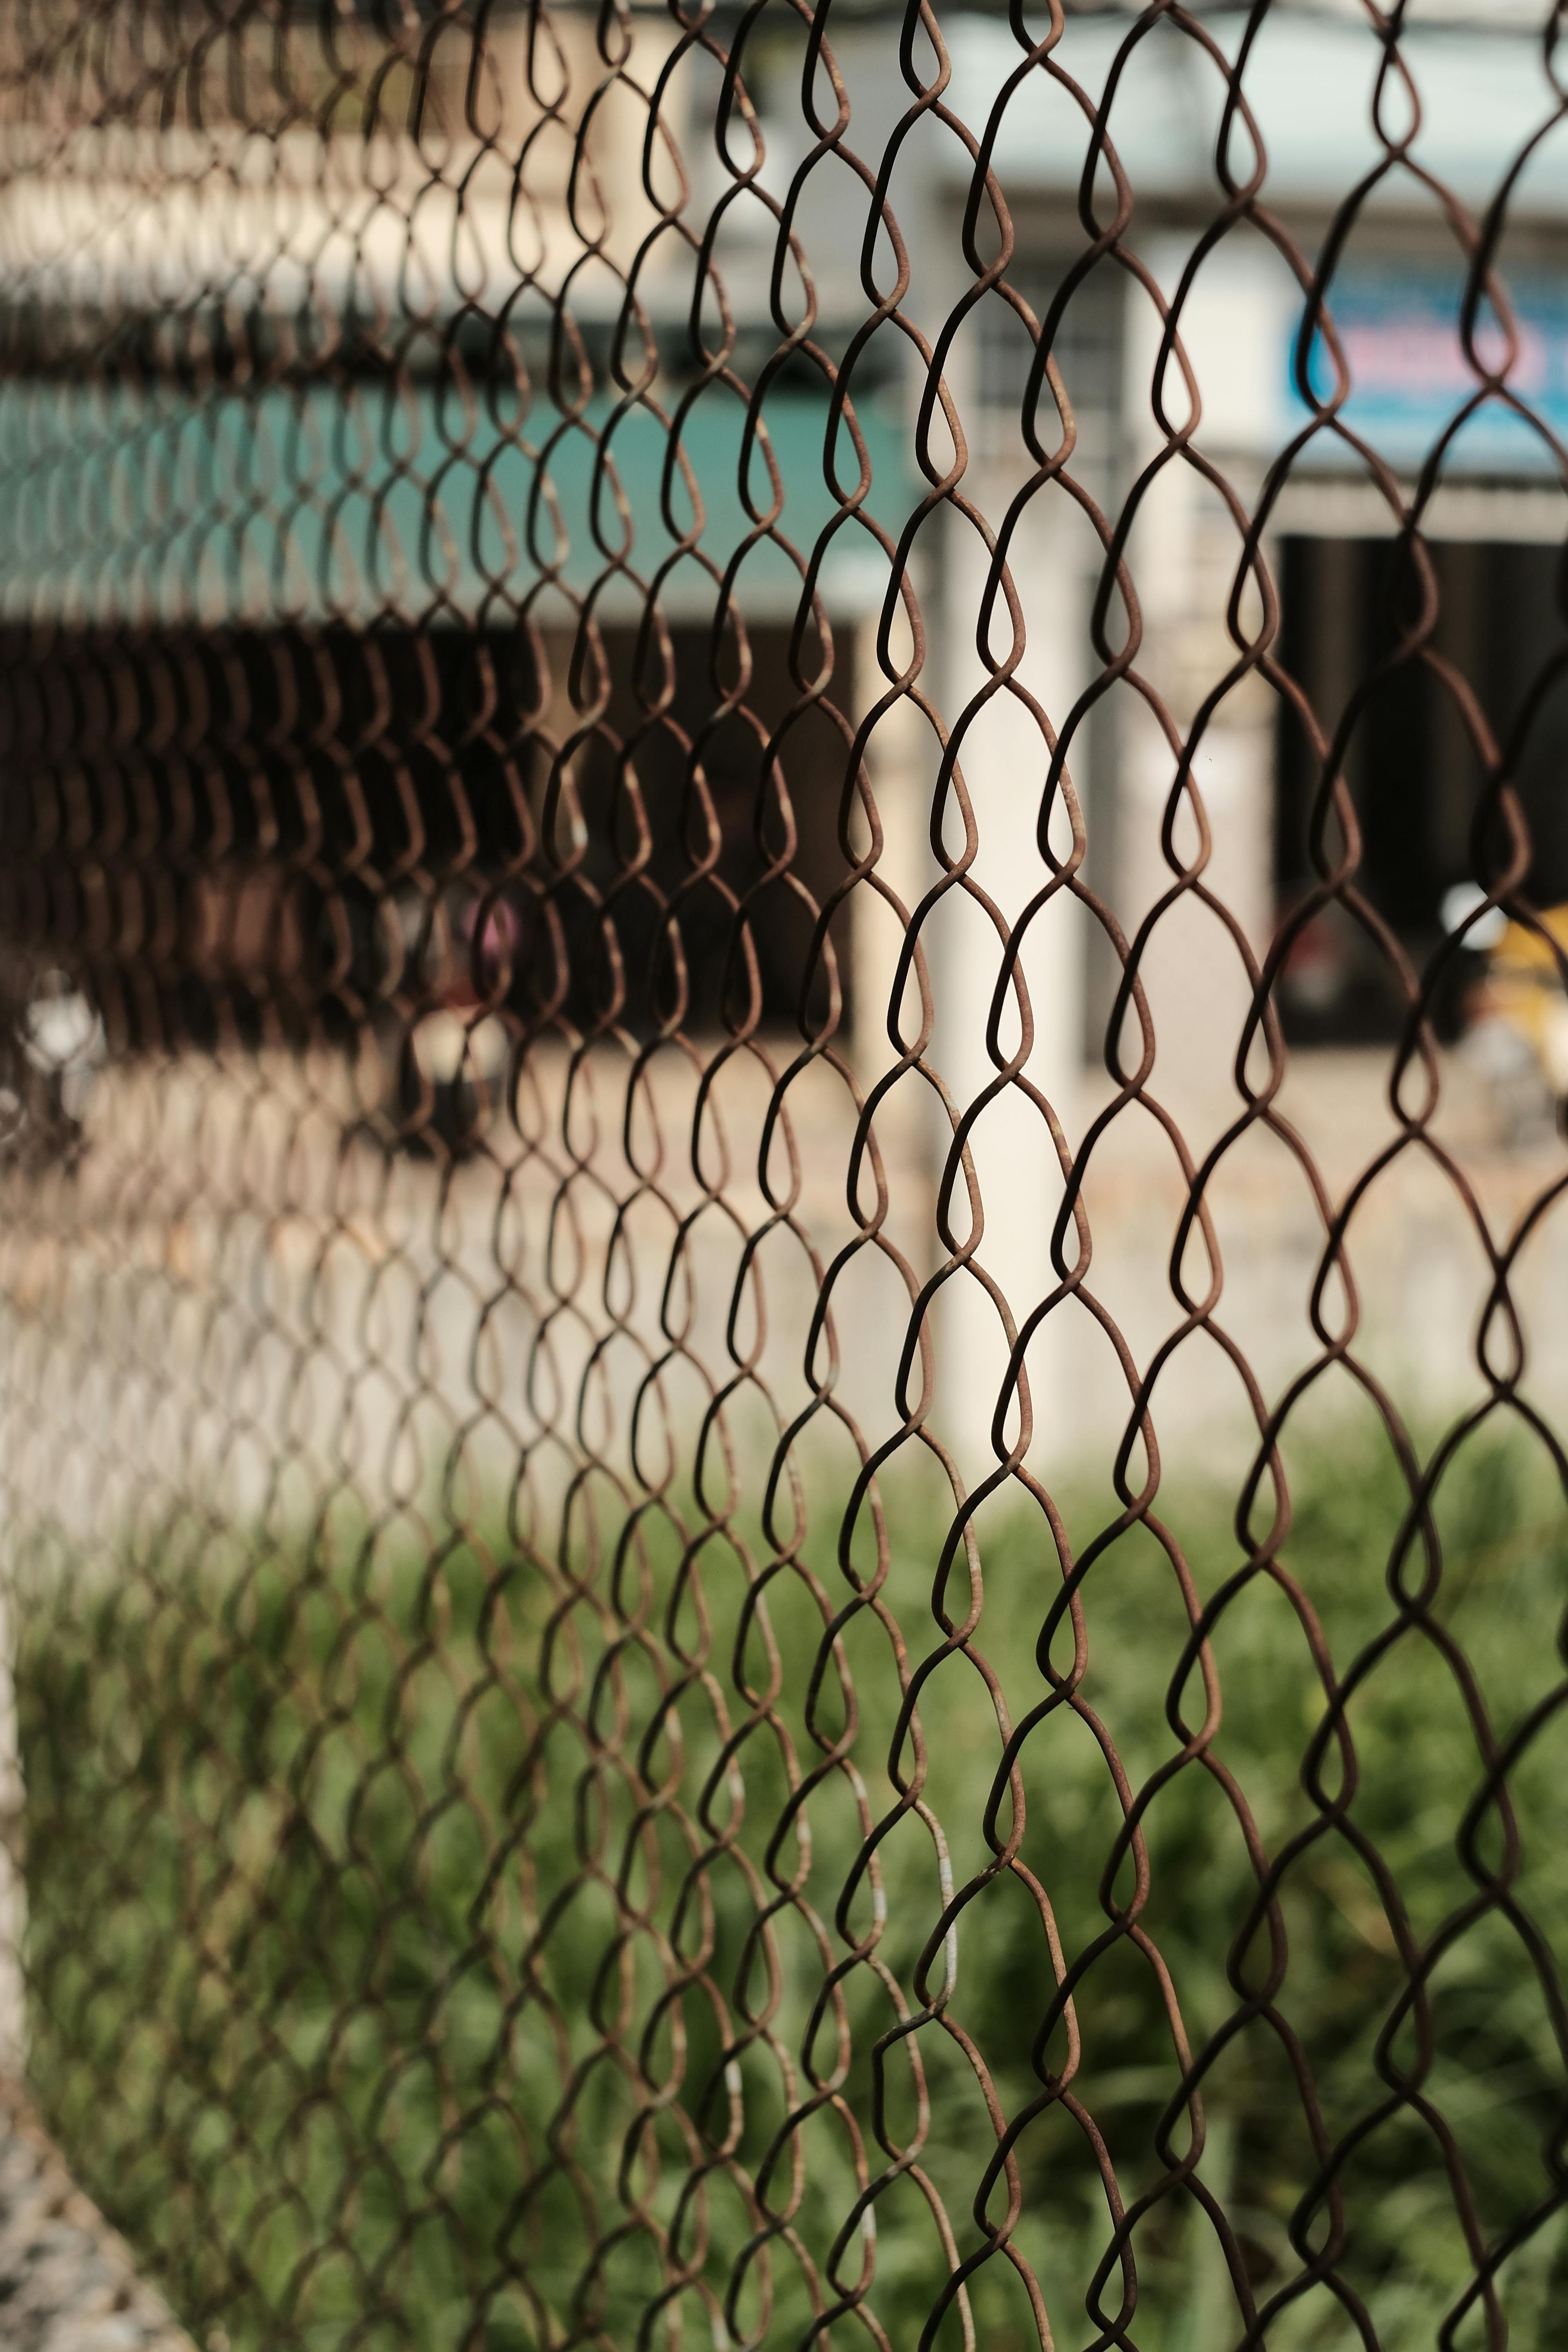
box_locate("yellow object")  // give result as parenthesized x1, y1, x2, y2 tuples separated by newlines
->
(1490, 904, 1568, 976)
(1484, 904, 1568, 1094)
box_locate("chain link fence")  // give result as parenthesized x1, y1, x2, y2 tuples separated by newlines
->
(1, 0, 1568, 2345)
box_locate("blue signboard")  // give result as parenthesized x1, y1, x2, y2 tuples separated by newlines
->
(1286, 268, 1568, 475)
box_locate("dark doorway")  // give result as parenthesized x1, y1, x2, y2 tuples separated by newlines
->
(1275, 534, 1568, 1043)
(0, 617, 861, 1056)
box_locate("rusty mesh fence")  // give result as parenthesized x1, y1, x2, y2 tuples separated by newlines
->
(2, 1, 1568, 2347)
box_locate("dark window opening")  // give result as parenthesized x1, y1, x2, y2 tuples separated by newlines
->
(1275, 534, 1568, 1045)
(0, 618, 860, 1062)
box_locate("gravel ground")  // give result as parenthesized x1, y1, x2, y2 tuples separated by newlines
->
(0, 2084, 192, 2351)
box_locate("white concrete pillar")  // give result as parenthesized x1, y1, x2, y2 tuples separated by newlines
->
(929, 478, 1092, 1485)
(853, 611, 935, 1123)
(1115, 237, 1287, 1118)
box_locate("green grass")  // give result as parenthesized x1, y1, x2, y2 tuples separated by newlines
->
(15, 1413, 1568, 2349)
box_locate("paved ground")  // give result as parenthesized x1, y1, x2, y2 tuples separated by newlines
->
(0, 1034, 1564, 1564)
(2, 1036, 1563, 1549)
(0, 2085, 192, 2351)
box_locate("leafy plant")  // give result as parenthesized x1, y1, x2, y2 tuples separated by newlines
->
(15, 1413, 1568, 2348)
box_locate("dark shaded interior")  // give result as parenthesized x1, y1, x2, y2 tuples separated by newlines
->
(1275, 534, 1568, 1043)
(0, 617, 860, 1060)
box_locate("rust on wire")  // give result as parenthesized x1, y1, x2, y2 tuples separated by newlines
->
(0, 1, 1565, 2347)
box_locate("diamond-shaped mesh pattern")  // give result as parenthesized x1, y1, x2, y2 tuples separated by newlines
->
(0, 3, 1567, 2348)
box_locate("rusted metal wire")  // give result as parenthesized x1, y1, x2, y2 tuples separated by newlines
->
(0, 2, 1567, 2347)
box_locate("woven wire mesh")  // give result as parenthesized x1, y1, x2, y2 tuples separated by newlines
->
(1, 2, 1568, 2347)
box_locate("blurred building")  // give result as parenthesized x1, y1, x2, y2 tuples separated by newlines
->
(4, 7, 1560, 1053)
(0, 0, 909, 1054)
(767, 2, 1568, 1458)
(2, 3, 1565, 1466)
(927, 5, 1568, 1073)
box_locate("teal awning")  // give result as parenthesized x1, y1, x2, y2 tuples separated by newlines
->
(0, 374, 911, 630)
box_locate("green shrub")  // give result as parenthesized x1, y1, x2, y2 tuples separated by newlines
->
(15, 1416, 1568, 2348)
